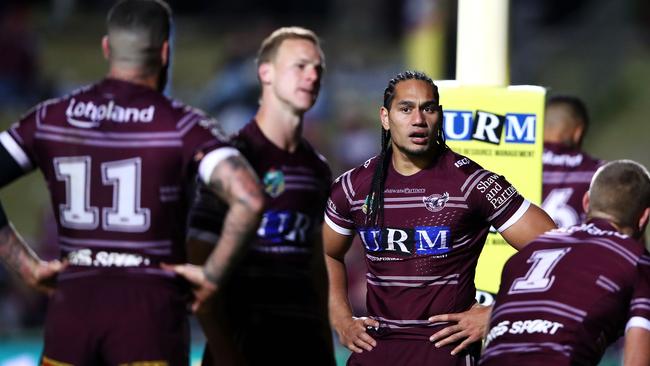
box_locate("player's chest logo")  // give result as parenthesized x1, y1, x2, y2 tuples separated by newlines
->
(361, 194, 374, 215)
(263, 168, 285, 198)
(423, 192, 449, 212)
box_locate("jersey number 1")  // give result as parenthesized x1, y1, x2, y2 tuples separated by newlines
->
(54, 156, 150, 232)
(508, 247, 571, 294)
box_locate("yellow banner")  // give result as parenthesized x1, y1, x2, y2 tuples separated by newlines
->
(438, 83, 546, 297)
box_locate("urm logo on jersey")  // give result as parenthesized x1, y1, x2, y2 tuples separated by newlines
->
(443, 110, 536, 144)
(358, 226, 451, 255)
(257, 210, 312, 244)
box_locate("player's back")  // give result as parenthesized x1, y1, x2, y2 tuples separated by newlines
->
(5, 78, 223, 280)
(481, 219, 643, 365)
(542, 142, 603, 228)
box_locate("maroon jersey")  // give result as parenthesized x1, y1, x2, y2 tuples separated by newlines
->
(189, 120, 332, 280)
(481, 219, 646, 366)
(325, 148, 528, 340)
(627, 254, 650, 332)
(187, 120, 335, 366)
(0, 78, 228, 279)
(542, 142, 603, 228)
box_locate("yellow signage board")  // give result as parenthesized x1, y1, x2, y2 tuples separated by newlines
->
(438, 83, 546, 296)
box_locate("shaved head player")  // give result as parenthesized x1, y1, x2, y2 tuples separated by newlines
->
(0, 1, 263, 364)
(481, 160, 650, 365)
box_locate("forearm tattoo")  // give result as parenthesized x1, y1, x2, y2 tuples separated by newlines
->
(0, 225, 38, 281)
(204, 155, 263, 285)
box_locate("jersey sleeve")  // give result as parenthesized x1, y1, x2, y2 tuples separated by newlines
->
(0, 107, 39, 173)
(627, 253, 650, 332)
(324, 169, 355, 236)
(465, 167, 528, 232)
(179, 112, 232, 176)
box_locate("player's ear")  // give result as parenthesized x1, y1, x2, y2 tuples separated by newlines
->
(638, 207, 650, 234)
(161, 41, 170, 67)
(258, 62, 273, 85)
(572, 124, 585, 147)
(102, 36, 110, 60)
(380, 107, 390, 131)
(582, 191, 590, 213)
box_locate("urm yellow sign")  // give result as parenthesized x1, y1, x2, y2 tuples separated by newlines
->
(438, 83, 546, 297)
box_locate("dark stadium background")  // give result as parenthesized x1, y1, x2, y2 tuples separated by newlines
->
(0, 0, 649, 364)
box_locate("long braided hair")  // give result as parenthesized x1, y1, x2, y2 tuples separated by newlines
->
(364, 70, 446, 227)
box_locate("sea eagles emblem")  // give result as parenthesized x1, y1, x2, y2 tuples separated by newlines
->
(423, 192, 449, 212)
(263, 168, 285, 198)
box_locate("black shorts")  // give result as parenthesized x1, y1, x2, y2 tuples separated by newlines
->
(201, 274, 335, 366)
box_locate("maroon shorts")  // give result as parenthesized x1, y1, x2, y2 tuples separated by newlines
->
(347, 338, 480, 366)
(42, 273, 189, 366)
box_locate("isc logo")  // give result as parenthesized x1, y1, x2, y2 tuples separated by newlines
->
(443, 110, 536, 144)
(357, 226, 451, 255)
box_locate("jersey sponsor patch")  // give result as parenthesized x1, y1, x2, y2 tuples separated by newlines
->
(257, 210, 312, 244)
(357, 226, 451, 256)
(67, 249, 152, 268)
(263, 168, 285, 198)
(66, 98, 155, 128)
(486, 319, 564, 347)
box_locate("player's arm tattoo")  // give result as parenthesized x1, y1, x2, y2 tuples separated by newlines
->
(203, 155, 264, 286)
(0, 224, 39, 282)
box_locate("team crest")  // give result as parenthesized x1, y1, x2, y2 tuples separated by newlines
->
(423, 192, 449, 212)
(263, 168, 285, 198)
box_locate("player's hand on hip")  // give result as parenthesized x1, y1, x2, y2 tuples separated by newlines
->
(162, 263, 218, 313)
(30, 259, 67, 295)
(428, 303, 492, 355)
(335, 316, 379, 353)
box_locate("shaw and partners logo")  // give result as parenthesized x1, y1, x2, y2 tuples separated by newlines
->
(66, 98, 155, 128)
(443, 110, 536, 144)
(357, 226, 451, 255)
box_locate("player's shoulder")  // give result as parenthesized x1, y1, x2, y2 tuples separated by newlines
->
(165, 98, 228, 138)
(552, 221, 644, 257)
(443, 148, 489, 177)
(581, 151, 605, 171)
(638, 251, 650, 268)
(299, 138, 331, 172)
(17, 82, 97, 125)
(332, 155, 378, 190)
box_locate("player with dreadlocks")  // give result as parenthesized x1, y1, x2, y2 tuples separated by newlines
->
(323, 70, 555, 365)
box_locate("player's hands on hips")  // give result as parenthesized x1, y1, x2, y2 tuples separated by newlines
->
(335, 316, 379, 353)
(29, 259, 66, 295)
(428, 303, 492, 355)
(162, 263, 217, 312)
